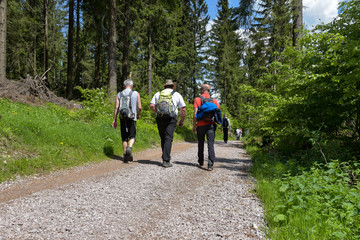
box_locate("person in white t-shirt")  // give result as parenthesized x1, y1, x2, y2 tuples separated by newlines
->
(150, 79, 186, 168)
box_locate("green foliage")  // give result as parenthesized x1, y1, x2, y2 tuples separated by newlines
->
(249, 145, 360, 240)
(0, 94, 198, 183)
(241, 0, 360, 160)
(0, 98, 122, 182)
(75, 87, 113, 122)
(270, 161, 360, 239)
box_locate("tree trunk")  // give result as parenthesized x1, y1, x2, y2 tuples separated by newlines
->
(94, 38, 100, 88)
(292, 0, 302, 47)
(121, 0, 130, 83)
(74, 0, 81, 87)
(147, 19, 152, 96)
(52, 4, 57, 87)
(33, 35, 37, 74)
(67, 0, 74, 99)
(0, 0, 6, 82)
(108, 0, 117, 98)
(44, 0, 49, 84)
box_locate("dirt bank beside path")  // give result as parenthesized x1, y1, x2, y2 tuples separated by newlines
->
(0, 141, 265, 239)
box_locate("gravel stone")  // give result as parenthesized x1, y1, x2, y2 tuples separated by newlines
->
(0, 141, 266, 239)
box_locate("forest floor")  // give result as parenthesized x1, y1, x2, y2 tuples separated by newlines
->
(0, 141, 265, 239)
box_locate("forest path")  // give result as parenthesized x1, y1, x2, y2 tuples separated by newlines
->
(0, 141, 265, 239)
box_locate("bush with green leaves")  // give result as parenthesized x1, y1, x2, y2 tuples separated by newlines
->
(269, 161, 360, 239)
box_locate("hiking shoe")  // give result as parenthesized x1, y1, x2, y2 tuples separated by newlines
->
(162, 161, 173, 168)
(123, 154, 128, 163)
(126, 147, 133, 161)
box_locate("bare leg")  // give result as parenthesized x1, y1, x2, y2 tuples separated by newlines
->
(122, 141, 127, 155)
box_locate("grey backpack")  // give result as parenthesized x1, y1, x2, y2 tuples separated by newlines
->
(118, 90, 135, 119)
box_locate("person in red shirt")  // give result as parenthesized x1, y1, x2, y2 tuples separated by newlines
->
(192, 84, 220, 171)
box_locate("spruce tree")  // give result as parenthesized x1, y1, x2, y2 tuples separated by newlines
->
(0, 0, 6, 82)
(208, 0, 242, 105)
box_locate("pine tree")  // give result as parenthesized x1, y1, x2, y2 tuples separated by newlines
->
(208, 0, 242, 105)
(108, 0, 117, 98)
(189, 0, 210, 99)
(66, 0, 74, 99)
(0, 0, 6, 82)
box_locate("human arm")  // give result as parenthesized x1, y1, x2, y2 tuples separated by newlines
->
(112, 96, 120, 129)
(150, 103, 156, 114)
(149, 93, 157, 114)
(192, 107, 198, 134)
(178, 107, 186, 127)
(137, 93, 142, 119)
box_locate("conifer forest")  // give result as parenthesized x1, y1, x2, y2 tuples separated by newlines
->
(1, 0, 360, 238)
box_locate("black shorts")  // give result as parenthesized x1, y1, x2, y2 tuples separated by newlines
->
(120, 119, 136, 142)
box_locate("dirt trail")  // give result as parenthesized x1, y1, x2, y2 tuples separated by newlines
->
(0, 141, 265, 239)
(0, 142, 192, 203)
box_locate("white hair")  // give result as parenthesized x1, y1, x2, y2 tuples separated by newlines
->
(123, 79, 133, 87)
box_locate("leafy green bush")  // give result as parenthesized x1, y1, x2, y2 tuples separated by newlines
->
(249, 143, 360, 240)
(269, 161, 360, 239)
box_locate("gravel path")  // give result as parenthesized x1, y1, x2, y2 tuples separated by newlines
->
(0, 141, 265, 239)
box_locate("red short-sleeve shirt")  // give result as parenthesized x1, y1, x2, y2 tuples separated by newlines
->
(194, 93, 220, 127)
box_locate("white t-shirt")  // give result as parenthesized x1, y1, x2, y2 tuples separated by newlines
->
(150, 88, 186, 116)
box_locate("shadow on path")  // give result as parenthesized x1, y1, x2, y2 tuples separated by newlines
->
(110, 154, 124, 161)
(137, 160, 162, 166)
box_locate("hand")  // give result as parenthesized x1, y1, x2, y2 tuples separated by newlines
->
(179, 120, 184, 127)
(192, 126, 197, 135)
(112, 121, 117, 129)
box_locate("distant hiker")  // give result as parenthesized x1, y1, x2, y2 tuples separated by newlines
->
(112, 79, 142, 163)
(150, 79, 186, 168)
(236, 128, 242, 140)
(193, 84, 221, 171)
(221, 114, 231, 143)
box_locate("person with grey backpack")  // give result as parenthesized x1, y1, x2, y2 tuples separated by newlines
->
(112, 79, 142, 163)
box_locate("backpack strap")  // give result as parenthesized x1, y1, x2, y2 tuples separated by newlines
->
(200, 96, 205, 105)
(200, 95, 213, 105)
(128, 90, 133, 111)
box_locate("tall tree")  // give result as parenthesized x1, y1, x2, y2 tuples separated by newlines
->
(0, 0, 6, 82)
(190, 0, 209, 99)
(120, 0, 131, 83)
(208, 0, 242, 105)
(108, 0, 117, 97)
(292, 0, 302, 47)
(66, 0, 74, 99)
(44, 0, 49, 83)
(74, 0, 81, 87)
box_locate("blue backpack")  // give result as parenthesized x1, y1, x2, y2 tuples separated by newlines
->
(196, 96, 219, 123)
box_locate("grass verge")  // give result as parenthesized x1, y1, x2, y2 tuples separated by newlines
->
(0, 98, 195, 183)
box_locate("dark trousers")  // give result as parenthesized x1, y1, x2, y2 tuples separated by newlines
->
(156, 117, 177, 162)
(197, 124, 216, 167)
(223, 128, 229, 143)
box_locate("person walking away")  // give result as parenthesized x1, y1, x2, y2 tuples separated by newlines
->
(192, 84, 220, 171)
(112, 79, 142, 163)
(221, 114, 231, 143)
(236, 128, 240, 140)
(150, 79, 186, 168)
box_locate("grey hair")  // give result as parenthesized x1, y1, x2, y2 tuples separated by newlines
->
(123, 79, 133, 87)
